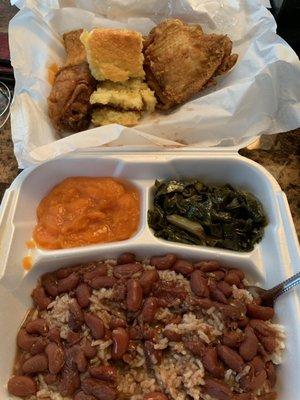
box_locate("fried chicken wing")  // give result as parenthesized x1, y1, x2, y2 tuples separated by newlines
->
(144, 19, 238, 109)
(48, 29, 96, 133)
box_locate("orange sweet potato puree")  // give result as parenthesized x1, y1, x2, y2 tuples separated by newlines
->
(33, 177, 140, 249)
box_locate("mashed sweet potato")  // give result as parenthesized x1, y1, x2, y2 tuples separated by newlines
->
(33, 177, 140, 249)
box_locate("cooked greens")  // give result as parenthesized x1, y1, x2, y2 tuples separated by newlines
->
(148, 179, 267, 252)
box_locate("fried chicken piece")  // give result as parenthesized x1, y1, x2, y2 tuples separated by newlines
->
(48, 29, 96, 133)
(144, 19, 238, 109)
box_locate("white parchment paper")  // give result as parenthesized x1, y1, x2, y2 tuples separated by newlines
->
(9, 0, 300, 167)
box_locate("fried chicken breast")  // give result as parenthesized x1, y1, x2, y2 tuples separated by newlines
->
(144, 19, 238, 109)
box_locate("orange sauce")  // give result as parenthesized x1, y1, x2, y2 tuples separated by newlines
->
(48, 63, 59, 85)
(22, 256, 32, 270)
(26, 239, 36, 249)
(33, 177, 140, 250)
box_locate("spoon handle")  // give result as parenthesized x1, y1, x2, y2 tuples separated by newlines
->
(271, 271, 300, 299)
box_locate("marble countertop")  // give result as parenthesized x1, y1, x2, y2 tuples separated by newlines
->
(0, 1, 299, 240)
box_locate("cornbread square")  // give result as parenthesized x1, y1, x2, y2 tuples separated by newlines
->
(92, 107, 141, 126)
(90, 79, 156, 112)
(81, 29, 145, 82)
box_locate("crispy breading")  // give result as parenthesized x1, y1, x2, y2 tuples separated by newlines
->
(63, 29, 86, 66)
(144, 19, 238, 109)
(81, 28, 145, 82)
(90, 78, 156, 112)
(92, 107, 141, 126)
(48, 30, 95, 133)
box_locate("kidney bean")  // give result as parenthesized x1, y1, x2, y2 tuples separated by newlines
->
(67, 330, 82, 345)
(239, 326, 258, 361)
(217, 281, 233, 297)
(222, 331, 244, 348)
(69, 299, 84, 331)
(190, 270, 209, 297)
(117, 252, 136, 265)
(217, 345, 244, 373)
(22, 354, 48, 374)
(126, 279, 143, 312)
(139, 270, 159, 295)
(31, 286, 51, 310)
(209, 282, 228, 304)
(129, 326, 143, 340)
(76, 283, 92, 308)
(89, 365, 117, 383)
(249, 320, 275, 337)
(247, 304, 274, 320)
(113, 263, 142, 279)
(26, 318, 48, 336)
(203, 378, 232, 400)
(111, 327, 129, 359)
(230, 268, 245, 280)
(257, 394, 277, 400)
(47, 327, 61, 344)
(191, 297, 214, 309)
(144, 392, 169, 400)
(184, 340, 206, 357)
(80, 337, 97, 359)
(265, 361, 276, 387)
(90, 276, 116, 289)
(238, 316, 250, 329)
(232, 394, 255, 400)
(260, 336, 277, 353)
(75, 391, 97, 400)
(144, 341, 162, 365)
(84, 264, 108, 283)
(75, 348, 88, 372)
(7, 376, 37, 397)
(84, 313, 105, 339)
(140, 297, 158, 323)
(173, 259, 194, 275)
(163, 329, 182, 342)
(59, 365, 80, 396)
(150, 254, 177, 270)
(109, 318, 127, 329)
(249, 355, 265, 373)
(82, 378, 117, 400)
(194, 261, 221, 272)
(17, 329, 47, 354)
(224, 271, 240, 286)
(57, 272, 79, 294)
(42, 273, 58, 297)
(43, 373, 57, 384)
(210, 270, 226, 281)
(240, 369, 267, 391)
(56, 266, 80, 279)
(202, 347, 225, 379)
(45, 342, 64, 374)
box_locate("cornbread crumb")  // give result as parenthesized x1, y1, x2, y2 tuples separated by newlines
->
(90, 79, 156, 112)
(92, 107, 141, 126)
(81, 28, 145, 82)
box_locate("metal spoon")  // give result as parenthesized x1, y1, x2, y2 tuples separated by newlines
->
(247, 271, 300, 307)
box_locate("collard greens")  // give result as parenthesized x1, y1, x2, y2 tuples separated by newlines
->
(148, 179, 267, 252)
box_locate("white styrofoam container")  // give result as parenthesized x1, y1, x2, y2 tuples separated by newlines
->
(0, 151, 299, 399)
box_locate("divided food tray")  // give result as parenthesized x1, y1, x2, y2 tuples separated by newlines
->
(0, 152, 299, 399)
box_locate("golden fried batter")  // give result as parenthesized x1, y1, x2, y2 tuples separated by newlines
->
(144, 19, 238, 109)
(48, 29, 96, 133)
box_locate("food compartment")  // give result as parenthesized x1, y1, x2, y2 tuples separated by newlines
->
(0, 244, 299, 400)
(0, 153, 294, 290)
(0, 157, 147, 289)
